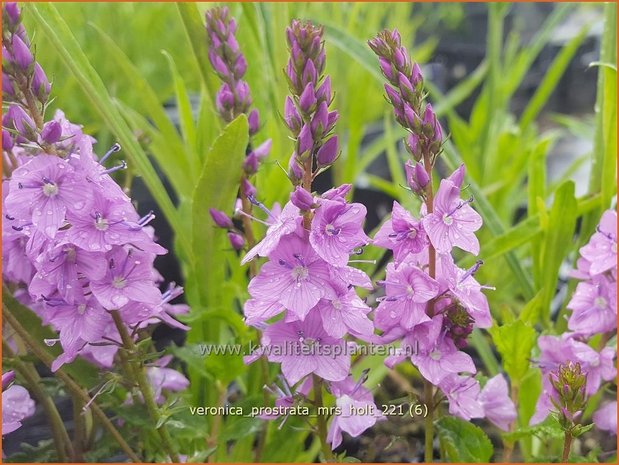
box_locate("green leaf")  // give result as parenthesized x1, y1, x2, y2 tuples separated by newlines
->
(436, 416, 494, 462)
(519, 23, 591, 132)
(539, 181, 578, 326)
(489, 320, 536, 385)
(502, 420, 563, 442)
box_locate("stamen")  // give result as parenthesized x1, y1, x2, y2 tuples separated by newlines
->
(293, 253, 306, 267)
(236, 208, 270, 226)
(445, 196, 474, 218)
(348, 259, 377, 264)
(247, 194, 276, 221)
(138, 211, 155, 226)
(99, 143, 122, 165)
(596, 225, 617, 243)
(459, 260, 483, 283)
(101, 160, 127, 176)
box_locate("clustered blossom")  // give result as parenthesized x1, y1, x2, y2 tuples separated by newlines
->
(2, 371, 35, 451)
(241, 20, 383, 449)
(369, 29, 516, 429)
(206, 6, 272, 253)
(532, 209, 617, 434)
(2, 3, 188, 400)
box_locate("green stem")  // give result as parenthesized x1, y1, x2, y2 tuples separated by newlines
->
(2, 305, 141, 462)
(110, 310, 180, 462)
(313, 375, 333, 461)
(3, 342, 74, 462)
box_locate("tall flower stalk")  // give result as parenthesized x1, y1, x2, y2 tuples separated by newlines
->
(369, 29, 514, 462)
(241, 19, 382, 459)
(2, 3, 187, 461)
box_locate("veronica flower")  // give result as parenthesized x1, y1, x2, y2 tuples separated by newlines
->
(315, 288, 374, 338)
(438, 374, 484, 421)
(327, 374, 385, 448)
(593, 401, 617, 435)
(146, 356, 190, 405)
(579, 209, 617, 275)
(567, 275, 616, 336)
(374, 261, 439, 331)
(409, 316, 477, 385)
(260, 309, 350, 385)
(478, 374, 517, 431)
(373, 200, 427, 265)
(2, 372, 35, 436)
(309, 198, 370, 266)
(6, 155, 87, 237)
(241, 201, 301, 265)
(247, 229, 336, 320)
(422, 177, 482, 255)
(90, 247, 162, 309)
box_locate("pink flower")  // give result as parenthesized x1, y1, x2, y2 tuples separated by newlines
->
(374, 261, 438, 331)
(437, 255, 492, 328)
(478, 375, 517, 431)
(247, 230, 335, 320)
(315, 289, 374, 338)
(327, 375, 385, 448)
(2, 375, 35, 435)
(90, 247, 162, 309)
(260, 309, 350, 385)
(373, 201, 427, 265)
(310, 199, 370, 266)
(146, 356, 190, 404)
(579, 209, 617, 276)
(438, 374, 484, 420)
(593, 401, 617, 435)
(422, 178, 482, 255)
(567, 275, 616, 336)
(241, 201, 301, 265)
(409, 316, 476, 384)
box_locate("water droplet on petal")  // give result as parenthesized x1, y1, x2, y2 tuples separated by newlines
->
(389, 311, 397, 318)
(111, 294, 129, 307)
(74, 201, 85, 209)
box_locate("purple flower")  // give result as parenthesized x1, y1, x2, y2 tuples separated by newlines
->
(438, 374, 484, 420)
(437, 254, 492, 328)
(247, 230, 335, 320)
(567, 275, 616, 336)
(374, 261, 438, 331)
(241, 201, 301, 265)
(579, 209, 617, 276)
(373, 201, 428, 265)
(90, 247, 162, 309)
(478, 374, 517, 431)
(6, 155, 87, 237)
(315, 288, 373, 338)
(593, 401, 617, 435)
(422, 177, 482, 255)
(409, 316, 476, 384)
(2, 377, 35, 435)
(327, 375, 385, 448)
(146, 357, 190, 404)
(260, 309, 350, 385)
(309, 198, 370, 266)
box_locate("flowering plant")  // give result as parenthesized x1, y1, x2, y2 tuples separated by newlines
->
(2, 2, 616, 463)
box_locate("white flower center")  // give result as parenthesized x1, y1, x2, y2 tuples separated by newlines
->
(408, 228, 417, 239)
(406, 285, 415, 296)
(430, 349, 442, 361)
(95, 216, 109, 231)
(77, 304, 87, 315)
(42, 182, 59, 197)
(325, 223, 340, 236)
(442, 214, 453, 225)
(112, 276, 126, 289)
(594, 296, 608, 309)
(291, 265, 309, 281)
(332, 299, 342, 310)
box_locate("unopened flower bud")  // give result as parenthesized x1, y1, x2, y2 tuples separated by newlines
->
(252, 138, 272, 161)
(4, 3, 20, 28)
(209, 208, 233, 229)
(228, 232, 245, 251)
(423, 104, 442, 142)
(2, 72, 14, 99)
(288, 152, 304, 183)
(243, 152, 259, 174)
(241, 178, 256, 198)
(404, 160, 429, 194)
(7, 105, 35, 140)
(384, 84, 402, 109)
(411, 63, 423, 86)
(297, 123, 313, 158)
(40, 120, 62, 144)
(2, 128, 14, 152)
(311, 101, 328, 138)
(31, 63, 51, 103)
(379, 57, 394, 81)
(1, 371, 15, 390)
(299, 82, 317, 114)
(405, 133, 422, 161)
(248, 109, 260, 136)
(11, 34, 33, 70)
(284, 96, 302, 134)
(316, 135, 339, 166)
(290, 186, 314, 211)
(302, 59, 317, 87)
(316, 76, 332, 104)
